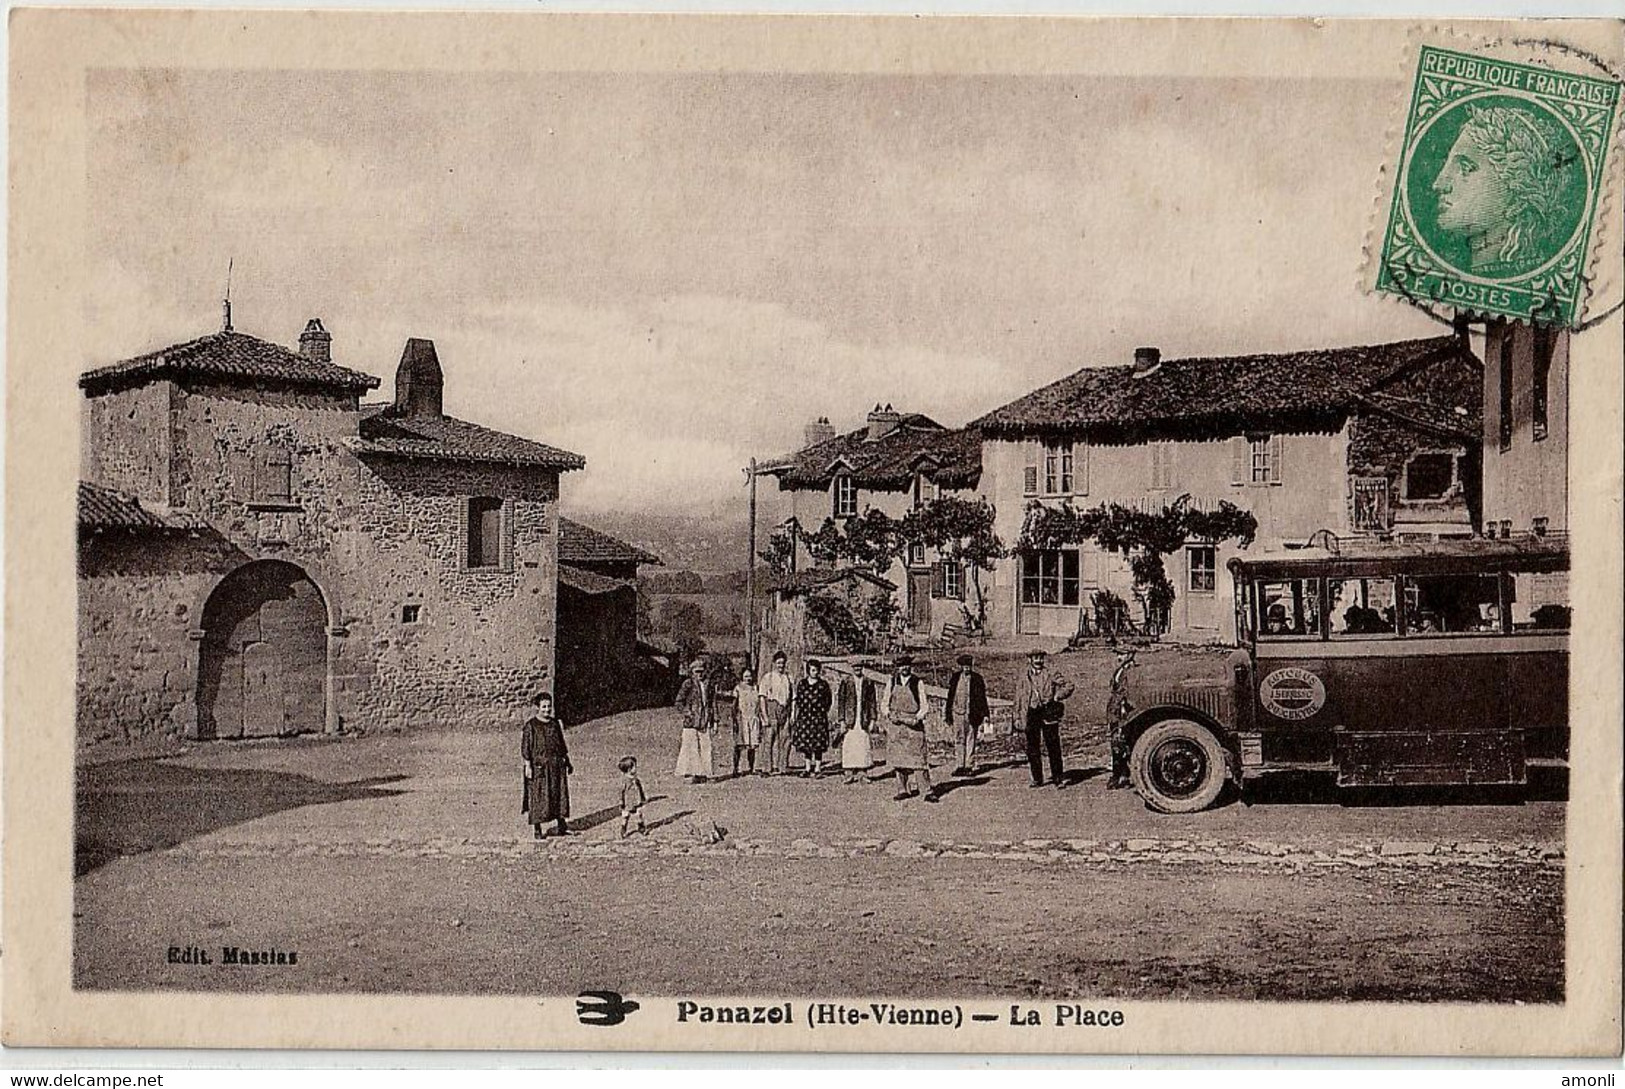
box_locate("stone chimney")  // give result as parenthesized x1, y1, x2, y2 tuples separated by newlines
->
(299, 318, 332, 363)
(394, 338, 444, 418)
(866, 403, 902, 442)
(803, 416, 836, 449)
(1132, 346, 1162, 379)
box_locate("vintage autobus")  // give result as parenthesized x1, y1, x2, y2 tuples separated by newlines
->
(1108, 537, 1569, 813)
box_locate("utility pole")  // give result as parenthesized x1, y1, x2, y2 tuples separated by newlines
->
(744, 458, 758, 670)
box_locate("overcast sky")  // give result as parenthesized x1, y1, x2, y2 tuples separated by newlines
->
(86, 68, 1443, 515)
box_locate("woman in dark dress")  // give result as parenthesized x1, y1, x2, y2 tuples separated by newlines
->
(791, 659, 834, 777)
(522, 692, 572, 838)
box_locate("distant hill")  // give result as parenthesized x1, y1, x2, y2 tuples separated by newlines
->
(571, 509, 755, 575)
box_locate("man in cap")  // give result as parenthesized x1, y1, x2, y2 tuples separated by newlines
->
(944, 653, 990, 776)
(1011, 648, 1075, 789)
(882, 655, 939, 802)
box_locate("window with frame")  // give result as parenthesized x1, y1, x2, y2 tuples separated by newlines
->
(1043, 442, 1068, 495)
(1020, 550, 1081, 607)
(1509, 570, 1568, 631)
(1532, 326, 1555, 442)
(912, 472, 938, 509)
(255, 447, 294, 504)
(936, 560, 964, 601)
(1256, 578, 1322, 638)
(1403, 452, 1457, 501)
(1402, 574, 1502, 635)
(833, 474, 858, 518)
(1498, 330, 1514, 451)
(906, 541, 927, 568)
(1327, 577, 1398, 637)
(1250, 436, 1280, 484)
(466, 496, 504, 569)
(1150, 443, 1177, 490)
(1187, 545, 1216, 593)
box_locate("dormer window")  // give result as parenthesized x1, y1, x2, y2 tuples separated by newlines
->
(912, 472, 938, 509)
(833, 474, 858, 518)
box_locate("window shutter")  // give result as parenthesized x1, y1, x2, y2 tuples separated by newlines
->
(1022, 441, 1039, 496)
(1230, 437, 1246, 486)
(1270, 434, 1284, 486)
(933, 562, 948, 598)
(1076, 441, 1090, 496)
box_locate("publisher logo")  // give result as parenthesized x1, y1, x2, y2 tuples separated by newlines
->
(577, 990, 640, 1026)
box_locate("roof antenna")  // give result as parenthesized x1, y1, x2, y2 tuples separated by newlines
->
(221, 258, 234, 333)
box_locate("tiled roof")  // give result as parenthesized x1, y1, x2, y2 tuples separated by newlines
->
(559, 518, 663, 567)
(1358, 390, 1480, 441)
(77, 481, 207, 531)
(766, 566, 897, 596)
(558, 563, 633, 595)
(761, 415, 982, 492)
(81, 330, 380, 396)
(972, 336, 1472, 442)
(355, 406, 585, 471)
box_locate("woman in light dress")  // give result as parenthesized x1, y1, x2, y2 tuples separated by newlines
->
(730, 665, 765, 778)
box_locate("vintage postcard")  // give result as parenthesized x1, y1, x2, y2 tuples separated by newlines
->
(5, 12, 1622, 1056)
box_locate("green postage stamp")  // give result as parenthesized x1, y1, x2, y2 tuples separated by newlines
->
(1374, 45, 1621, 327)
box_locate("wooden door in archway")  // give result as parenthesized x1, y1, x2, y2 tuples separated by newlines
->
(197, 561, 326, 739)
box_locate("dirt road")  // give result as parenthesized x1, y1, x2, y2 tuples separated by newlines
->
(74, 703, 1566, 1001)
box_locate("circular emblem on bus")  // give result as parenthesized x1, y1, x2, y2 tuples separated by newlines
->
(1260, 668, 1326, 721)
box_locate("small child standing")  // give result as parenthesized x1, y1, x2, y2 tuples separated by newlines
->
(839, 718, 871, 785)
(618, 756, 647, 837)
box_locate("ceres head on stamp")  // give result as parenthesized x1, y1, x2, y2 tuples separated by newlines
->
(1425, 101, 1580, 276)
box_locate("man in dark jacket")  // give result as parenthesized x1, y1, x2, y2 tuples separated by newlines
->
(1011, 648, 1075, 789)
(944, 654, 991, 776)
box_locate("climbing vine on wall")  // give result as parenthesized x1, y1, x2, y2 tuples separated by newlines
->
(1016, 495, 1258, 635)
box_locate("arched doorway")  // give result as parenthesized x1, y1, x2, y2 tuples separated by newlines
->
(196, 560, 328, 740)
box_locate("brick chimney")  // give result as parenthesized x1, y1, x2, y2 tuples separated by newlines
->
(299, 318, 332, 363)
(394, 338, 444, 418)
(1132, 346, 1162, 379)
(803, 416, 836, 449)
(866, 403, 902, 442)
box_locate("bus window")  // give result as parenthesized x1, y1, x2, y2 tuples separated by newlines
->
(1508, 570, 1570, 631)
(1257, 579, 1321, 638)
(1328, 577, 1398, 636)
(1402, 574, 1502, 634)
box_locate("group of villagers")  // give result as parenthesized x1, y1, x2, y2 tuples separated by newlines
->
(522, 650, 1000, 839)
(673, 650, 991, 804)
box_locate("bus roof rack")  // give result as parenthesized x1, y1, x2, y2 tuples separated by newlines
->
(1229, 535, 1569, 580)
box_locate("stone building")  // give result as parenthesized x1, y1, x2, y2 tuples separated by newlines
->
(553, 518, 671, 722)
(77, 317, 585, 744)
(757, 406, 983, 639)
(971, 334, 1484, 643)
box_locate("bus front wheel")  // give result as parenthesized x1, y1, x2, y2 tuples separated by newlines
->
(1129, 719, 1229, 814)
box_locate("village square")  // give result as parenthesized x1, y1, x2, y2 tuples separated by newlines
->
(66, 56, 1600, 1005)
(72, 304, 1571, 1001)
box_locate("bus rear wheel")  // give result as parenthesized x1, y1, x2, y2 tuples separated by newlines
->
(1129, 719, 1229, 814)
